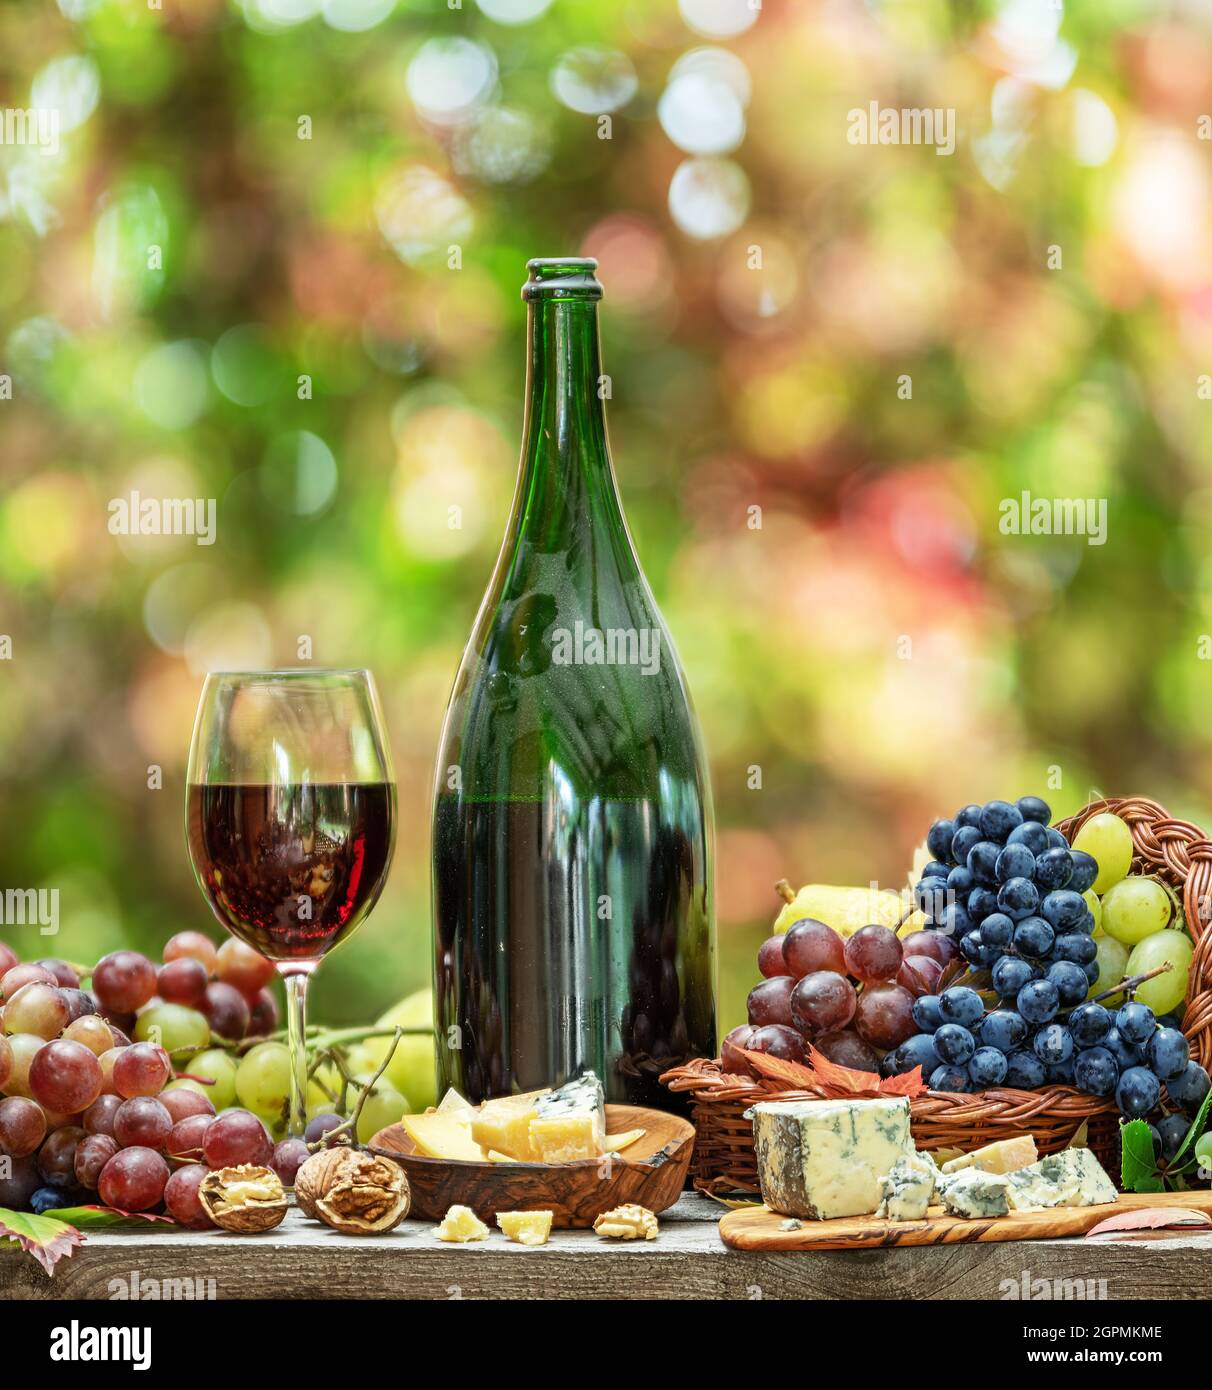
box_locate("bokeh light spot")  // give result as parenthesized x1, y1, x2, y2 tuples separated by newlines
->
(211, 324, 279, 407)
(678, 0, 758, 39)
(550, 48, 638, 115)
(184, 602, 273, 676)
(134, 340, 209, 429)
(322, 0, 395, 31)
(406, 37, 498, 126)
(143, 562, 226, 656)
(259, 430, 339, 516)
(669, 45, 752, 107)
(668, 157, 750, 239)
(581, 214, 673, 311)
(658, 72, 746, 155)
(452, 106, 551, 184)
(31, 54, 100, 134)
(1072, 89, 1117, 167)
(476, 0, 554, 23)
(376, 165, 474, 264)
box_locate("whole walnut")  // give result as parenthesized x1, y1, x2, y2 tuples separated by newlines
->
(295, 1148, 410, 1234)
(198, 1165, 288, 1233)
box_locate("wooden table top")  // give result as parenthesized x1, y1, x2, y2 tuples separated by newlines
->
(4, 1194, 1210, 1300)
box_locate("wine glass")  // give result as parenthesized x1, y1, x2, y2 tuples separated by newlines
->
(186, 670, 396, 1136)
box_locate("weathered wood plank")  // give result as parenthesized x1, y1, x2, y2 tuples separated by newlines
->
(2, 1196, 1210, 1300)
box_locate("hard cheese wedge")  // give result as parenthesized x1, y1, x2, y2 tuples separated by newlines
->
(528, 1073, 606, 1163)
(748, 1096, 914, 1220)
(941, 1135, 1037, 1176)
(400, 1113, 486, 1162)
(402, 1072, 608, 1165)
(471, 1096, 538, 1161)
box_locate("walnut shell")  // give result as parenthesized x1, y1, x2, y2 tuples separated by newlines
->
(294, 1147, 410, 1234)
(198, 1165, 288, 1233)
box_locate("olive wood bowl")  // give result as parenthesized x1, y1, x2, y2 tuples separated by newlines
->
(370, 1103, 694, 1228)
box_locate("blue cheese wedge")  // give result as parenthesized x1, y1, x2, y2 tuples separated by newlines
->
(1006, 1148, 1117, 1211)
(876, 1153, 937, 1221)
(747, 1097, 913, 1220)
(937, 1168, 1011, 1218)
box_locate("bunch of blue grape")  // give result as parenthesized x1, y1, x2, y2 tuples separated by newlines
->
(891, 984, 1210, 1125)
(884, 795, 1212, 1122)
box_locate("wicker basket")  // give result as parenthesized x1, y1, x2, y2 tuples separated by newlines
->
(662, 797, 1212, 1193)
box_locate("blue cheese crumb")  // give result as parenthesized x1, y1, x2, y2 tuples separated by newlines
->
(876, 1153, 936, 1221)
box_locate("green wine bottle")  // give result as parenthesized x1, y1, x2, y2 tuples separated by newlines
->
(432, 258, 716, 1109)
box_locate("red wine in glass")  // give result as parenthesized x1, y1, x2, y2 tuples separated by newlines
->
(186, 782, 394, 963)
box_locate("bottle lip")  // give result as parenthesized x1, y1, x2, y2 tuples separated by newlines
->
(523, 257, 603, 302)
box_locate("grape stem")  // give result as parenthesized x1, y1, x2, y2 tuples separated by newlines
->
(168, 1025, 427, 1064)
(1090, 962, 1172, 1005)
(306, 1026, 405, 1150)
(307, 1025, 429, 1051)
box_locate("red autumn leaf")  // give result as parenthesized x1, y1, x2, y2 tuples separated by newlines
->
(737, 1046, 929, 1101)
(741, 1050, 821, 1091)
(720, 1038, 760, 1079)
(879, 1065, 928, 1098)
(804, 1046, 883, 1094)
(1086, 1207, 1212, 1238)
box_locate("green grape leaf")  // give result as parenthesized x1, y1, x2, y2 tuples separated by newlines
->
(1171, 1084, 1212, 1167)
(42, 1205, 175, 1230)
(0, 1207, 85, 1276)
(1120, 1120, 1165, 1193)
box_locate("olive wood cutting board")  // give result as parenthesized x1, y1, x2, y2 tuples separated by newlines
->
(719, 1190, 1212, 1251)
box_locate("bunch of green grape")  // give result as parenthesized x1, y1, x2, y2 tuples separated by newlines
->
(1071, 813, 1194, 1014)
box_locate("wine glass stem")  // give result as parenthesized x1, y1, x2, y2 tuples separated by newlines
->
(281, 969, 311, 1139)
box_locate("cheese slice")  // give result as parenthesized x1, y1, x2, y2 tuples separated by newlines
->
(496, 1210, 553, 1246)
(941, 1135, 1037, 1177)
(400, 1113, 486, 1162)
(435, 1205, 490, 1242)
(435, 1088, 476, 1123)
(748, 1096, 914, 1220)
(604, 1128, 645, 1154)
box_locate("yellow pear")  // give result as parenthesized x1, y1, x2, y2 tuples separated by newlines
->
(773, 881, 922, 939)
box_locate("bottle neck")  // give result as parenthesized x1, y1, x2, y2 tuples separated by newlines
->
(513, 298, 626, 545)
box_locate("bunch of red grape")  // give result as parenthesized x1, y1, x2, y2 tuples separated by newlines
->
(0, 933, 291, 1224)
(726, 919, 960, 1073)
(116, 931, 279, 1046)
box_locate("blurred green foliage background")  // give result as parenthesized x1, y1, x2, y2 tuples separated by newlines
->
(2, 0, 1212, 1038)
